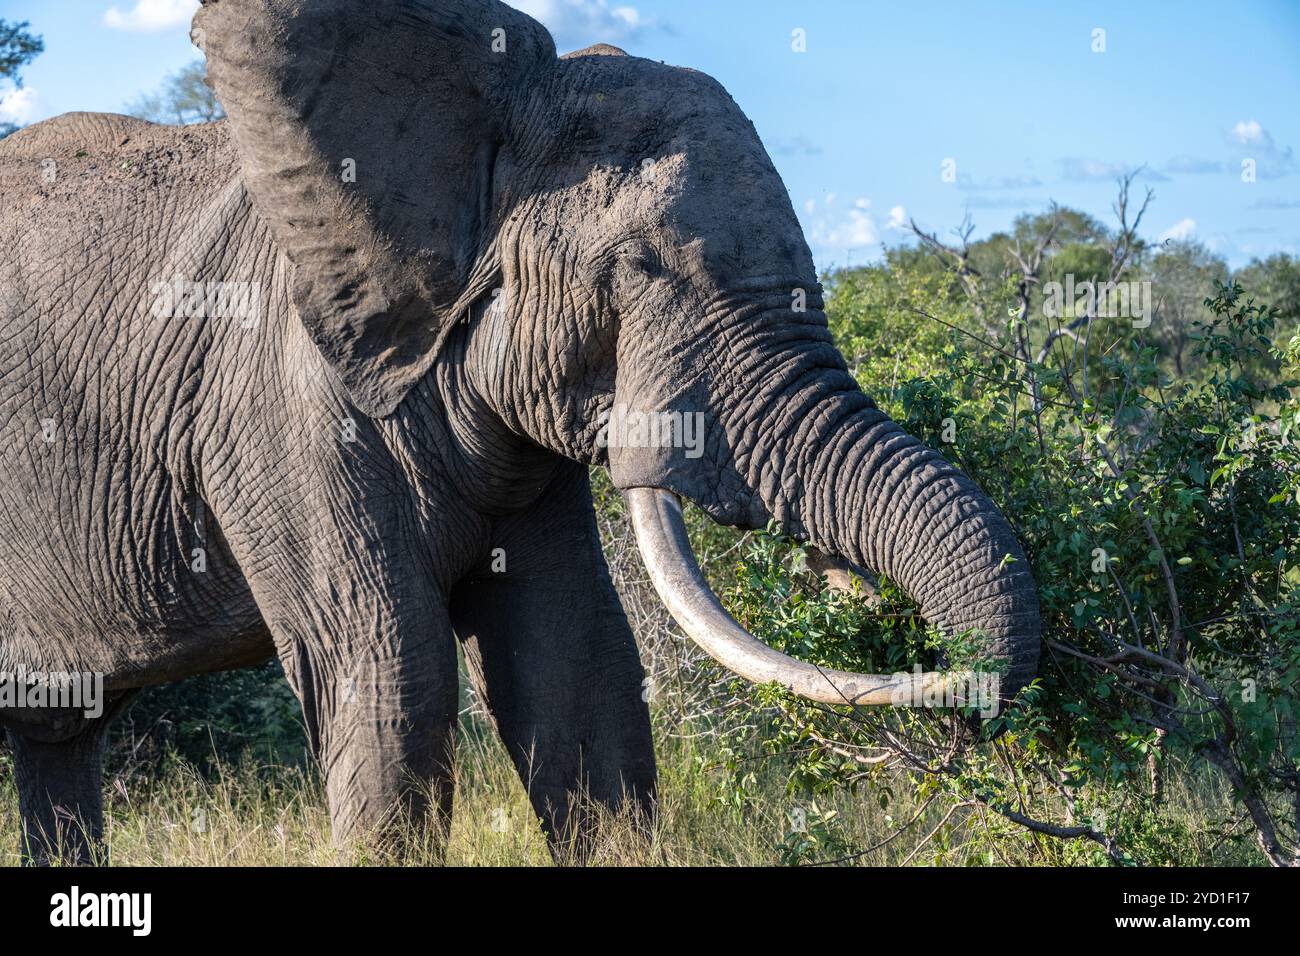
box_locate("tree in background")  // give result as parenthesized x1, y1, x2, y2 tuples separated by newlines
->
(1149, 240, 1229, 375)
(125, 60, 224, 125)
(0, 19, 44, 140)
(709, 178, 1300, 866)
(1236, 253, 1300, 332)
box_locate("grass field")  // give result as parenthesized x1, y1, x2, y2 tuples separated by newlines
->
(0, 484, 1272, 867)
(0, 707, 1260, 867)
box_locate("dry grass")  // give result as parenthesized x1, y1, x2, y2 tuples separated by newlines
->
(0, 725, 938, 867)
(0, 482, 1257, 866)
(0, 714, 1251, 866)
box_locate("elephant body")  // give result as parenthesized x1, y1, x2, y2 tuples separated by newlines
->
(0, 0, 1038, 864)
(1, 111, 655, 860)
(1, 116, 275, 685)
(0, 112, 535, 690)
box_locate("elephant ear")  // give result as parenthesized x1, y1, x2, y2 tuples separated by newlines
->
(194, 0, 555, 416)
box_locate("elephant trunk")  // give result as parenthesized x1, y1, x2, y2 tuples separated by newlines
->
(621, 325, 1040, 710)
(783, 401, 1041, 701)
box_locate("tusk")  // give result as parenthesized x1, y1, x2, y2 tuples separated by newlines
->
(624, 487, 954, 706)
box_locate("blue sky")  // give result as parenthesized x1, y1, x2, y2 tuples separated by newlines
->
(2, 0, 1296, 269)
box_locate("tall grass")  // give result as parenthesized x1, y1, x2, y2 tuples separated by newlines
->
(0, 707, 1253, 866)
(0, 472, 1262, 866)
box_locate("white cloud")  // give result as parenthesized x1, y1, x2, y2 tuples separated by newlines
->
(1231, 119, 1265, 145)
(1227, 119, 1295, 179)
(1163, 155, 1223, 175)
(838, 205, 877, 246)
(1061, 158, 1128, 181)
(1200, 233, 1237, 258)
(1159, 218, 1197, 243)
(1061, 158, 1167, 183)
(104, 0, 198, 33)
(0, 85, 39, 125)
(886, 205, 907, 230)
(955, 173, 1043, 191)
(1251, 197, 1300, 210)
(508, 0, 652, 50)
(806, 196, 878, 256)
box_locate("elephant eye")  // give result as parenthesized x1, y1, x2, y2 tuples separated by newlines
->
(618, 245, 664, 279)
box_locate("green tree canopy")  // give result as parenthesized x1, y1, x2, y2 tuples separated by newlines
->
(0, 19, 42, 81)
(125, 60, 224, 126)
(0, 19, 44, 139)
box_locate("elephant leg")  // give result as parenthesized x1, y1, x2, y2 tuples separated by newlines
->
(450, 463, 657, 862)
(267, 598, 461, 859)
(6, 691, 135, 866)
(216, 479, 465, 857)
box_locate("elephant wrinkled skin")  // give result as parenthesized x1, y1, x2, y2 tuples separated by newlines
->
(0, 0, 1039, 864)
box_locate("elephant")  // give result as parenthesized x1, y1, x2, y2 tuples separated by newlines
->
(0, 0, 1040, 865)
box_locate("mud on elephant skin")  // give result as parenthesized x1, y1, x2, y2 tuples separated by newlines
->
(0, 0, 1039, 864)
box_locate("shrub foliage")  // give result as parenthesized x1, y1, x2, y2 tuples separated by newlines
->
(712, 191, 1299, 866)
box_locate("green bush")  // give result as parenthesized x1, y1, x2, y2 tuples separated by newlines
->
(110, 662, 306, 776)
(707, 235, 1299, 865)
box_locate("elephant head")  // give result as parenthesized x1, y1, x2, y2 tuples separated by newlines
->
(197, 0, 1039, 709)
